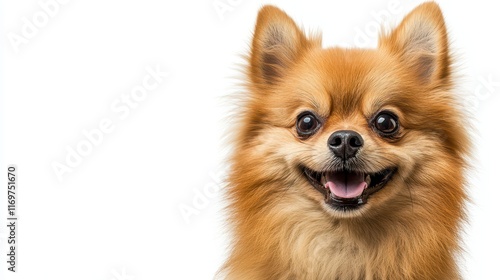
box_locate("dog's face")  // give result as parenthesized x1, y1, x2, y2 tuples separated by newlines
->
(234, 4, 469, 218)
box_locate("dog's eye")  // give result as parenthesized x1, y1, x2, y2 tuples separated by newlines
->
(373, 112, 399, 136)
(296, 113, 320, 137)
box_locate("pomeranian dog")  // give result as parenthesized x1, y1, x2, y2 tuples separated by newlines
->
(222, 2, 469, 279)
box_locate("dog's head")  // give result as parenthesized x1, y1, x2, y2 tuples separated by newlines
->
(232, 3, 469, 218)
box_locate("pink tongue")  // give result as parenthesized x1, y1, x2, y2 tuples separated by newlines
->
(325, 171, 367, 199)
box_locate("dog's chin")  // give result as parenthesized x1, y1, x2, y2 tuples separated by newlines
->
(300, 165, 397, 214)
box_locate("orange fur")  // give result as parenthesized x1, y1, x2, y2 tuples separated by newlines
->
(221, 3, 469, 279)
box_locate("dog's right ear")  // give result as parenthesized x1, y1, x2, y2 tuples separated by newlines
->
(250, 6, 316, 86)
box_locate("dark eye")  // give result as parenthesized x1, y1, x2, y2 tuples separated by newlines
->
(373, 112, 399, 136)
(296, 112, 320, 137)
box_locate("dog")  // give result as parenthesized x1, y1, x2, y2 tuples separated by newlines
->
(221, 2, 470, 279)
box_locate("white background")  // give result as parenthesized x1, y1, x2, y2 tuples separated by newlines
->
(1, 0, 499, 279)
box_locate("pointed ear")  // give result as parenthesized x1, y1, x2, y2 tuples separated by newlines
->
(249, 6, 318, 86)
(379, 2, 450, 85)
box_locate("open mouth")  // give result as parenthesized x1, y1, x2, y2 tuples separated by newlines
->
(302, 166, 397, 211)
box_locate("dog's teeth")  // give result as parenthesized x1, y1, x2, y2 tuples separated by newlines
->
(365, 174, 371, 186)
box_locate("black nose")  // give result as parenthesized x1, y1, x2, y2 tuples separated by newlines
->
(328, 130, 364, 160)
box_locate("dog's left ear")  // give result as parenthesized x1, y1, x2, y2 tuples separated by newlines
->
(380, 2, 450, 85)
